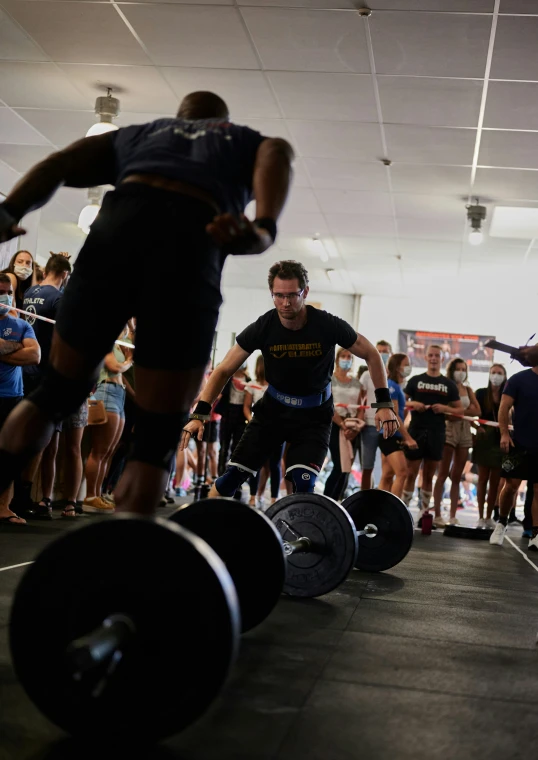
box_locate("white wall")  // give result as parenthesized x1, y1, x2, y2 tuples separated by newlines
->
(358, 292, 537, 386)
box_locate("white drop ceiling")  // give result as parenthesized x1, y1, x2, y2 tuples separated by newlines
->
(1, 0, 538, 295)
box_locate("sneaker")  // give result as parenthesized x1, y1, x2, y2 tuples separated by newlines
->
(82, 497, 115, 514)
(447, 517, 459, 526)
(522, 529, 532, 538)
(489, 523, 507, 546)
(528, 534, 538, 551)
(477, 518, 487, 529)
(485, 518, 496, 529)
(101, 493, 115, 505)
(255, 496, 266, 510)
(433, 515, 446, 529)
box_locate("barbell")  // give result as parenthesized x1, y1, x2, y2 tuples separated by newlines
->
(9, 489, 414, 743)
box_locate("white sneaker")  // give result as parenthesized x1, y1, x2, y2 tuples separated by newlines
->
(447, 517, 459, 526)
(528, 534, 538, 552)
(433, 515, 446, 529)
(489, 523, 507, 546)
(485, 518, 496, 529)
(255, 496, 265, 510)
(476, 518, 487, 529)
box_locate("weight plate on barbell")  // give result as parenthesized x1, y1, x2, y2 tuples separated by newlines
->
(9, 517, 240, 742)
(265, 494, 358, 597)
(170, 499, 286, 632)
(341, 490, 414, 572)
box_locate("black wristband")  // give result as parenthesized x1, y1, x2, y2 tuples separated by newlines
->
(374, 388, 391, 404)
(193, 401, 212, 417)
(254, 217, 277, 242)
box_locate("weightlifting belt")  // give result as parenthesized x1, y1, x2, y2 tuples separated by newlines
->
(266, 383, 332, 409)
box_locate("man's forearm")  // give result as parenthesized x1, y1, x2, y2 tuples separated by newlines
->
(253, 139, 294, 220)
(199, 368, 233, 406)
(0, 340, 22, 356)
(0, 348, 40, 366)
(498, 406, 510, 435)
(3, 155, 66, 220)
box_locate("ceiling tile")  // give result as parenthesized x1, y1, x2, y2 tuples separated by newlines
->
(327, 214, 397, 237)
(267, 72, 377, 121)
(59, 64, 178, 114)
(367, 1, 493, 8)
(385, 125, 476, 164)
(473, 167, 538, 201)
(393, 193, 464, 220)
(288, 121, 382, 160)
(390, 164, 471, 194)
(0, 6, 48, 61)
(370, 12, 492, 78)
(0, 108, 51, 145)
(54, 187, 88, 216)
(14, 109, 93, 147)
(490, 17, 538, 81)
(282, 187, 321, 215)
(479, 130, 538, 169)
(315, 189, 393, 216)
(1, 1, 151, 65)
(483, 81, 538, 130)
(0, 144, 53, 173)
(397, 216, 464, 241)
(240, 8, 370, 72)
(278, 211, 329, 235)
(378, 76, 483, 128)
(0, 161, 20, 194)
(236, 0, 356, 6)
(499, 0, 538, 10)
(0, 62, 89, 110)
(123, 5, 258, 68)
(161, 68, 280, 119)
(305, 158, 390, 192)
(291, 158, 311, 188)
(335, 237, 399, 257)
(398, 239, 461, 260)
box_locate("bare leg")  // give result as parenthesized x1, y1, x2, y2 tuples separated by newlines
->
(99, 417, 124, 495)
(422, 459, 438, 514)
(85, 414, 121, 498)
(0, 484, 25, 523)
(361, 469, 374, 491)
(378, 453, 395, 492)
(63, 426, 85, 502)
(449, 447, 469, 520)
(433, 445, 453, 511)
(404, 459, 421, 499)
(476, 465, 490, 519)
(207, 442, 218, 481)
(499, 478, 521, 519)
(114, 365, 205, 515)
(39, 431, 60, 500)
(385, 451, 407, 499)
(487, 470, 502, 520)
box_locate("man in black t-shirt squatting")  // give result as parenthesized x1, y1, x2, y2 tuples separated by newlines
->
(402, 345, 462, 525)
(181, 261, 399, 497)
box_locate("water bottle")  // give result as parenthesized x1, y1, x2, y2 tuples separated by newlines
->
(421, 511, 433, 536)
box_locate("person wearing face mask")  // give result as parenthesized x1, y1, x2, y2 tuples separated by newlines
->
(378, 353, 418, 499)
(0, 273, 40, 525)
(402, 345, 463, 527)
(472, 364, 507, 529)
(324, 347, 364, 500)
(10, 254, 73, 520)
(432, 358, 480, 527)
(2, 249, 36, 311)
(357, 340, 392, 490)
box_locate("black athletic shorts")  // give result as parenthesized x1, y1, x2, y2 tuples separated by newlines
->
(0, 395, 22, 428)
(501, 445, 538, 482)
(56, 183, 223, 371)
(228, 394, 333, 477)
(378, 433, 404, 457)
(404, 426, 445, 462)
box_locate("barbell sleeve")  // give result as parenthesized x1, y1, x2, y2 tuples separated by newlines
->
(66, 614, 136, 681)
(282, 537, 312, 556)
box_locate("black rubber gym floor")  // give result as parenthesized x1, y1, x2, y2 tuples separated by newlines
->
(1, 511, 537, 760)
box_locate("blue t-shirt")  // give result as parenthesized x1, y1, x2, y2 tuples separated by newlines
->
(22, 284, 62, 377)
(0, 315, 36, 397)
(110, 118, 267, 215)
(388, 378, 405, 439)
(503, 369, 538, 449)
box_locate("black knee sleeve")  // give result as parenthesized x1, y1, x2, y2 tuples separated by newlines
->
(29, 366, 98, 423)
(129, 407, 189, 472)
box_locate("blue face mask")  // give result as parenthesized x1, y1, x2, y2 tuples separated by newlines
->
(0, 294, 13, 315)
(380, 352, 390, 365)
(339, 359, 352, 370)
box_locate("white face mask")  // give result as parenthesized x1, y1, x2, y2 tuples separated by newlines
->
(490, 373, 504, 387)
(453, 370, 467, 383)
(14, 264, 32, 280)
(402, 365, 412, 378)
